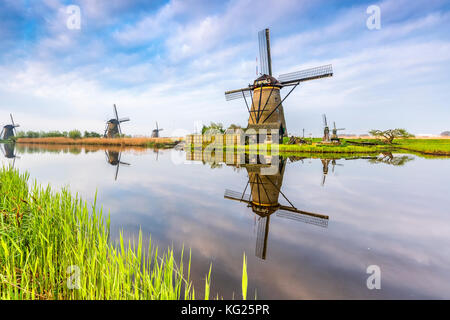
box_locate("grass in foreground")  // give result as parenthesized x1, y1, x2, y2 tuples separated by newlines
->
(0, 166, 247, 300)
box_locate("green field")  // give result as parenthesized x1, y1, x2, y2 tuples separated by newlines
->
(0, 166, 247, 300)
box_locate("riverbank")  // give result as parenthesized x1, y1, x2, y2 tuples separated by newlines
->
(0, 166, 246, 300)
(16, 137, 182, 149)
(189, 138, 450, 156)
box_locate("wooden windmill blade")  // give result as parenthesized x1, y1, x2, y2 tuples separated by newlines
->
(258, 28, 272, 76)
(224, 189, 252, 203)
(276, 208, 329, 228)
(224, 87, 252, 101)
(255, 216, 270, 260)
(279, 64, 333, 86)
(0, 127, 4, 140)
(322, 114, 328, 127)
(10, 114, 19, 135)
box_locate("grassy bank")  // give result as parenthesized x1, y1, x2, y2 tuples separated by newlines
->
(16, 137, 182, 149)
(0, 166, 246, 300)
(189, 138, 450, 156)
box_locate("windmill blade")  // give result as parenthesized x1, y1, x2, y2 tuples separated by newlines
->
(113, 104, 119, 121)
(115, 163, 120, 181)
(333, 122, 336, 130)
(337, 128, 346, 131)
(10, 114, 15, 126)
(0, 127, 5, 139)
(119, 161, 131, 166)
(156, 122, 158, 131)
(119, 117, 130, 123)
(276, 208, 329, 228)
(105, 150, 111, 162)
(322, 114, 327, 127)
(258, 28, 272, 76)
(255, 216, 270, 260)
(225, 88, 252, 101)
(279, 64, 333, 86)
(118, 122, 123, 136)
(224, 189, 251, 203)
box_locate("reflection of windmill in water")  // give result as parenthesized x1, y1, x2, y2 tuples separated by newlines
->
(321, 159, 343, 186)
(104, 104, 130, 138)
(1, 114, 20, 140)
(1, 143, 20, 168)
(105, 150, 130, 181)
(225, 157, 329, 260)
(225, 28, 333, 143)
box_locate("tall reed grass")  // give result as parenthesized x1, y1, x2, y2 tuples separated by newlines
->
(0, 166, 247, 300)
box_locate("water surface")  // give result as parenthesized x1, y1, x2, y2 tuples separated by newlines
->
(2, 143, 450, 299)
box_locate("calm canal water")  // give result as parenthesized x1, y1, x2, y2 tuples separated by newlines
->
(2, 143, 450, 299)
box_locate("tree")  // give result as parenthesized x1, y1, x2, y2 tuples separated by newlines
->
(441, 131, 450, 137)
(202, 122, 225, 134)
(69, 130, 82, 139)
(369, 128, 414, 144)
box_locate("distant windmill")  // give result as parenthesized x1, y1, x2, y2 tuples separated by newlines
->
(105, 150, 130, 181)
(322, 114, 330, 142)
(225, 28, 333, 143)
(151, 122, 163, 138)
(104, 104, 130, 138)
(1, 114, 20, 140)
(331, 122, 345, 142)
(225, 156, 329, 260)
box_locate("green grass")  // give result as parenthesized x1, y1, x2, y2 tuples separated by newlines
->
(188, 138, 450, 157)
(0, 166, 248, 300)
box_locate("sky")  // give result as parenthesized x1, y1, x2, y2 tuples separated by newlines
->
(0, 0, 449, 137)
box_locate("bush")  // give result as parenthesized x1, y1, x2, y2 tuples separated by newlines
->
(68, 130, 82, 139)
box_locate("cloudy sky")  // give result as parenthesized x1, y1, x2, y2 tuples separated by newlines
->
(0, 0, 449, 137)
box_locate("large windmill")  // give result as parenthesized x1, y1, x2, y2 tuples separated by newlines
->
(151, 122, 163, 138)
(224, 156, 329, 260)
(104, 104, 130, 138)
(1, 114, 20, 140)
(105, 150, 130, 181)
(225, 28, 333, 143)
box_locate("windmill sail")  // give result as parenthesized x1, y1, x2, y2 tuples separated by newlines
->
(225, 88, 252, 101)
(279, 64, 333, 85)
(258, 29, 272, 76)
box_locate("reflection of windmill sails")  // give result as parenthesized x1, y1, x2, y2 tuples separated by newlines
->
(1, 143, 19, 168)
(321, 159, 343, 186)
(105, 150, 130, 181)
(225, 158, 329, 260)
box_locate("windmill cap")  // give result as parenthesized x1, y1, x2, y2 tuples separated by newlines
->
(254, 74, 281, 87)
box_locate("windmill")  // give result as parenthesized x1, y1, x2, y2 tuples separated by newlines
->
(1, 114, 20, 140)
(1, 143, 19, 168)
(224, 156, 329, 260)
(322, 114, 330, 142)
(331, 121, 345, 142)
(104, 104, 130, 138)
(105, 150, 130, 181)
(151, 122, 163, 138)
(225, 28, 333, 144)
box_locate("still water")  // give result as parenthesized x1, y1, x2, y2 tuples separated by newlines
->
(2, 143, 450, 299)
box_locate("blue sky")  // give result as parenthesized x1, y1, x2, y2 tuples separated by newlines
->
(0, 0, 449, 136)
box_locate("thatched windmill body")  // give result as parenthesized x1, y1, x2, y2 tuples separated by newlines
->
(225, 28, 333, 143)
(151, 122, 163, 138)
(104, 105, 130, 138)
(225, 156, 329, 259)
(1, 114, 20, 140)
